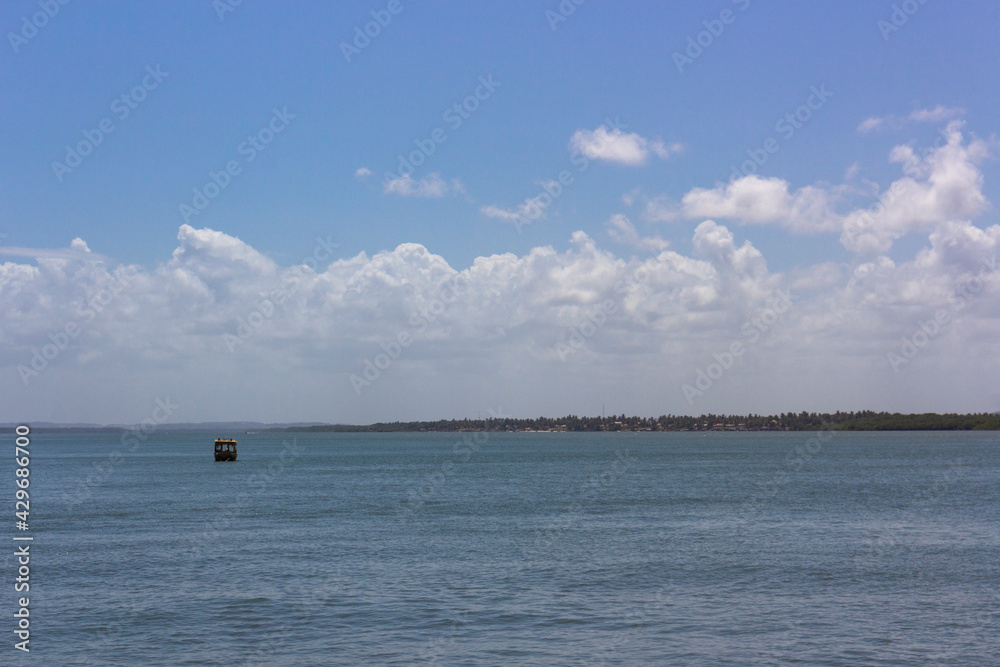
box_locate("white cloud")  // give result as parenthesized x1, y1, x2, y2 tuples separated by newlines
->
(0, 237, 105, 261)
(841, 122, 990, 253)
(569, 126, 680, 166)
(909, 105, 965, 123)
(691, 220, 770, 289)
(355, 167, 372, 179)
(641, 195, 680, 223)
(857, 117, 885, 134)
(383, 173, 464, 198)
(648, 123, 991, 254)
(3, 219, 1000, 422)
(169, 224, 277, 279)
(606, 214, 641, 246)
(857, 105, 965, 133)
(652, 141, 684, 159)
(479, 204, 522, 223)
(480, 184, 557, 227)
(680, 175, 840, 233)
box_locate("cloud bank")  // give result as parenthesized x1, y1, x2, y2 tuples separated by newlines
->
(3, 200, 998, 423)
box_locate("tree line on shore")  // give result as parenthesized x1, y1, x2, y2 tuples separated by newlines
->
(282, 411, 1000, 433)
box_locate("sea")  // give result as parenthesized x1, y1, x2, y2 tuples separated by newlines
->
(3, 429, 999, 666)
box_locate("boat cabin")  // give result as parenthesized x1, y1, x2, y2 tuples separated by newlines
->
(214, 438, 237, 461)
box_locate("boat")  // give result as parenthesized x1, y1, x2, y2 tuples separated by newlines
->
(214, 438, 237, 461)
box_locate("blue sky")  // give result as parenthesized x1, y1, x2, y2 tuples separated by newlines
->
(3, 1, 1000, 423)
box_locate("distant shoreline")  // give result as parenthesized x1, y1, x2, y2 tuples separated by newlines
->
(6, 412, 998, 434)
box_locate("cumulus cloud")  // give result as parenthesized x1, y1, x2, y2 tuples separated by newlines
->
(383, 173, 464, 197)
(0, 222, 780, 419)
(680, 176, 840, 233)
(646, 123, 991, 254)
(841, 122, 990, 253)
(355, 167, 372, 179)
(3, 211, 1000, 422)
(569, 126, 681, 166)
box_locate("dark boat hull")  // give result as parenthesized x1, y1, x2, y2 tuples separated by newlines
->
(214, 451, 237, 461)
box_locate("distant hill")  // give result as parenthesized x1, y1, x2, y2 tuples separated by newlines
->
(0, 421, 326, 433)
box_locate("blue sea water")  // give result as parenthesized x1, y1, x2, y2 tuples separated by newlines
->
(3, 430, 999, 665)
